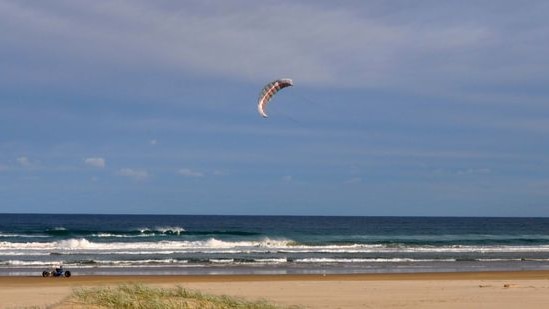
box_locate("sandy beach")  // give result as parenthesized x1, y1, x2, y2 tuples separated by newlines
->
(2, 271, 549, 308)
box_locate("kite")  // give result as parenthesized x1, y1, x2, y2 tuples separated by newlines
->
(257, 78, 293, 118)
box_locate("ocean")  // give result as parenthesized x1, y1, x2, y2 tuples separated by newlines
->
(1, 214, 549, 276)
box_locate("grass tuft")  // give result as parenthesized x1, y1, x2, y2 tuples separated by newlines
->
(70, 284, 300, 309)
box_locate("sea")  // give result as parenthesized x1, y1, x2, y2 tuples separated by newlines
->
(1, 214, 549, 276)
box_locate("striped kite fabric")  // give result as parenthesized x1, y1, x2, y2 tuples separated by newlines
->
(257, 78, 293, 118)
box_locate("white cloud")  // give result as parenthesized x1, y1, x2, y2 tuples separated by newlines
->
(16, 156, 30, 167)
(282, 175, 293, 182)
(177, 168, 204, 177)
(345, 177, 362, 184)
(149, 139, 157, 145)
(433, 168, 492, 176)
(456, 168, 491, 176)
(212, 170, 228, 176)
(117, 168, 148, 181)
(84, 157, 106, 168)
(3, 1, 548, 102)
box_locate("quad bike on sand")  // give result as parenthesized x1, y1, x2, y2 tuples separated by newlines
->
(42, 267, 71, 277)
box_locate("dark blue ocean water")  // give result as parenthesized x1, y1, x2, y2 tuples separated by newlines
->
(1, 214, 549, 276)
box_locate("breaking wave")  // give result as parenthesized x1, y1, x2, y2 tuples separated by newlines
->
(3, 238, 549, 255)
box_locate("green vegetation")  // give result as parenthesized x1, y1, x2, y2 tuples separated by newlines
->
(70, 284, 300, 309)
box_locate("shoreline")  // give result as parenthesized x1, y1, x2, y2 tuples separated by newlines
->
(3, 270, 549, 284)
(2, 271, 549, 308)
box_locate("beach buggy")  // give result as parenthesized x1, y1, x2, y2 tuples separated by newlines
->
(42, 265, 71, 277)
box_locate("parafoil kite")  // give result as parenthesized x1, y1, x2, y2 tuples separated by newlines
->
(257, 78, 293, 118)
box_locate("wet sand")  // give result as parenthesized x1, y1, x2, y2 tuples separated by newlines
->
(2, 271, 549, 308)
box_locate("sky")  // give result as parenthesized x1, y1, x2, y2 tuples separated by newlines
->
(1, 0, 549, 216)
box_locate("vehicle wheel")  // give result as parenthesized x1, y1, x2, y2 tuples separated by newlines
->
(42, 271, 49, 277)
(64, 271, 71, 277)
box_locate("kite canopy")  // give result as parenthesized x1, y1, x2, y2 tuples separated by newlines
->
(257, 78, 293, 118)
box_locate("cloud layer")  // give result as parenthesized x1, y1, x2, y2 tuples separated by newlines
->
(16, 156, 30, 167)
(2, 1, 548, 102)
(177, 168, 204, 178)
(1, 1, 549, 216)
(117, 168, 148, 181)
(84, 157, 106, 168)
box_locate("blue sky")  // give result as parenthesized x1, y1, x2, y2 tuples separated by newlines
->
(1, 1, 549, 216)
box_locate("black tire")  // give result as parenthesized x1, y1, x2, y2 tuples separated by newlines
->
(64, 271, 71, 277)
(42, 271, 49, 277)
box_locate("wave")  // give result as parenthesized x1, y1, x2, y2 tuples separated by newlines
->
(0, 251, 50, 256)
(4, 238, 549, 255)
(42, 226, 189, 237)
(92, 259, 187, 266)
(4, 226, 262, 239)
(4, 257, 549, 268)
(0, 238, 292, 252)
(0, 233, 50, 238)
(298, 234, 549, 247)
(294, 258, 457, 263)
(0, 260, 62, 266)
(335, 234, 549, 242)
(6, 228, 549, 246)
(0, 259, 187, 267)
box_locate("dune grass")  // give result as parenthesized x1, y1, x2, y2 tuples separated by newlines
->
(70, 284, 300, 309)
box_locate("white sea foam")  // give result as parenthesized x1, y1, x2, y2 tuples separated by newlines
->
(208, 258, 288, 265)
(0, 233, 49, 238)
(295, 258, 457, 263)
(209, 259, 234, 264)
(0, 233, 18, 237)
(0, 260, 62, 266)
(3, 238, 549, 255)
(155, 226, 186, 234)
(93, 259, 185, 265)
(93, 233, 163, 238)
(136, 226, 186, 235)
(93, 233, 131, 238)
(249, 258, 288, 264)
(0, 237, 290, 253)
(57, 238, 96, 249)
(0, 251, 50, 256)
(7, 257, 539, 268)
(344, 234, 549, 242)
